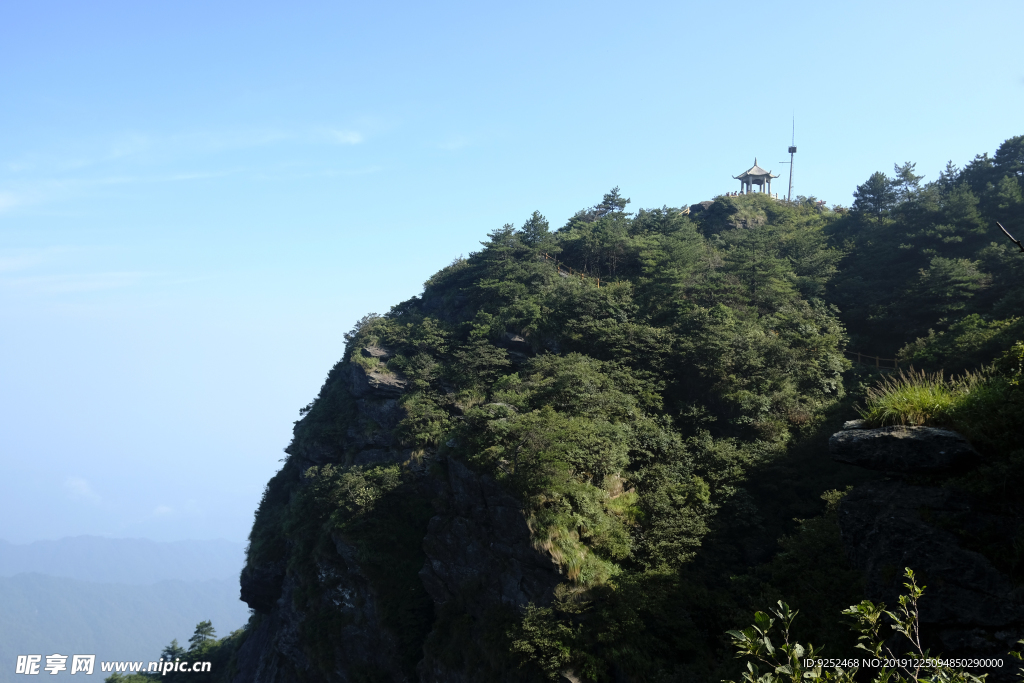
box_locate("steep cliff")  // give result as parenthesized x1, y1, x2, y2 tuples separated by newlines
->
(235, 348, 562, 682)
(230, 200, 864, 682)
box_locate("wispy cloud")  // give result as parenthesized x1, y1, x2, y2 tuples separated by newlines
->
(0, 245, 97, 275)
(0, 249, 50, 273)
(0, 124, 382, 213)
(65, 477, 101, 503)
(0, 191, 21, 212)
(58, 133, 155, 171)
(328, 129, 364, 145)
(4, 271, 150, 294)
(153, 505, 174, 516)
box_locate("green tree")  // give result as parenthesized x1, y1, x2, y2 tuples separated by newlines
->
(188, 621, 216, 651)
(520, 210, 553, 249)
(853, 171, 896, 223)
(937, 160, 960, 192)
(161, 638, 186, 660)
(994, 134, 1024, 180)
(891, 161, 924, 203)
(595, 186, 630, 217)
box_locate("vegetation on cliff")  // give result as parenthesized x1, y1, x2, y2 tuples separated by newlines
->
(225, 135, 1024, 683)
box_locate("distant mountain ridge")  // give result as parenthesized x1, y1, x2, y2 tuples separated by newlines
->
(0, 536, 245, 584)
(0, 574, 250, 680)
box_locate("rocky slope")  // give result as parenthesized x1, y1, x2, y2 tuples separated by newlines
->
(235, 348, 564, 683)
(831, 424, 1024, 679)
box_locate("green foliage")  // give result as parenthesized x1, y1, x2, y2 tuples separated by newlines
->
(188, 620, 216, 651)
(507, 605, 577, 680)
(856, 361, 1024, 456)
(828, 136, 1024, 354)
(899, 315, 1024, 372)
(145, 623, 248, 683)
(842, 569, 989, 683)
(726, 600, 836, 683)
(853, 171, 897, 222)
(856, 368, 975, 428)
(233, 137, 1024, 681)
(726, 570, 991, 683)
(161, 639, 185, 660)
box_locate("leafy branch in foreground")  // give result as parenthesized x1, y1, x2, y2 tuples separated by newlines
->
(725, 568, 1005, 683)
(724, 600, 847, 683)
(1011, 640, 1024, 679)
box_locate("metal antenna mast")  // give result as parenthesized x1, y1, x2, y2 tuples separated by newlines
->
(787, 117, 796, 202)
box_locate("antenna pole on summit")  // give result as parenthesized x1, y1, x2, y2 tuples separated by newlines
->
(787, 117, 796, 202)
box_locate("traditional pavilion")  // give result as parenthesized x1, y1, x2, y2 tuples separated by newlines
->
(733, 159, 779, 195)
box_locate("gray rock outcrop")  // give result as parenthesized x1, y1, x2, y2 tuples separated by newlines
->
(235, 544, 407, 683)
(840, 480, 1024, 630)
(349, 361, 408, 399)
(362, 345, 393, 361)
(236, 347, 560, 683)
(830, 425, 978, 473)
(239, 561, 286, 614)
(419, 458, 561, 615)
(833, 423, 1024, 673)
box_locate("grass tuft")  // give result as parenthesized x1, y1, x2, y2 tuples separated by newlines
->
(856, 367, 981, 427)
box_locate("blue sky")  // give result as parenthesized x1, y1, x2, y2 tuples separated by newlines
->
(2, 0, 1022, 543)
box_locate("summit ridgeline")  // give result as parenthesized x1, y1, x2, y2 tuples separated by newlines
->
(212, 138, 1024, 683)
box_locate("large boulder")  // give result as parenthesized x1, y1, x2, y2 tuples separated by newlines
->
(688, 200, 714, 215)
(829, 425, 978, 473)
(839, 481, 1024, 653)
(361, 345, 392, 361)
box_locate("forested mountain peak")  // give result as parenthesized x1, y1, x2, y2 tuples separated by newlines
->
(149, 135, 1024, 683)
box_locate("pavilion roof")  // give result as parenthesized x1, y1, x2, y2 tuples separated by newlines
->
(733, 158, 779, 180)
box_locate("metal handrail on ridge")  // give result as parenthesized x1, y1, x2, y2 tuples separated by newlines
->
(538, 252, 615, 287)
(844, 349, 899, 370)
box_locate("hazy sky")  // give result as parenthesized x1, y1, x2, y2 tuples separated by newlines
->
(2, 0, 1022, 543)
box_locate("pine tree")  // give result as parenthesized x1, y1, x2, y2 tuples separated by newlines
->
(595, 186, 631, 217)
(891, 161, 924, 203)
(852, 171, 896, 223)
(161, 638, 186, 660)
(519, 211, 552, 248)
(188, 621, 216, 651)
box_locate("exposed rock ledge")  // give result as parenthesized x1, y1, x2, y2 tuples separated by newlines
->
(830, 425, 977, 473)
(349, 360, 408, 398)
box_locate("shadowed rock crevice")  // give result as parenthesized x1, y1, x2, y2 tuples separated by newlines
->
(833, 425, 1024, 673)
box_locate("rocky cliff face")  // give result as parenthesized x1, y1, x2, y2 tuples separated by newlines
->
(831, 424, 1024, 678)
(234, 351, 562, 683)
(420, 457, 561, 616)
(236, 349, 1024, 682)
